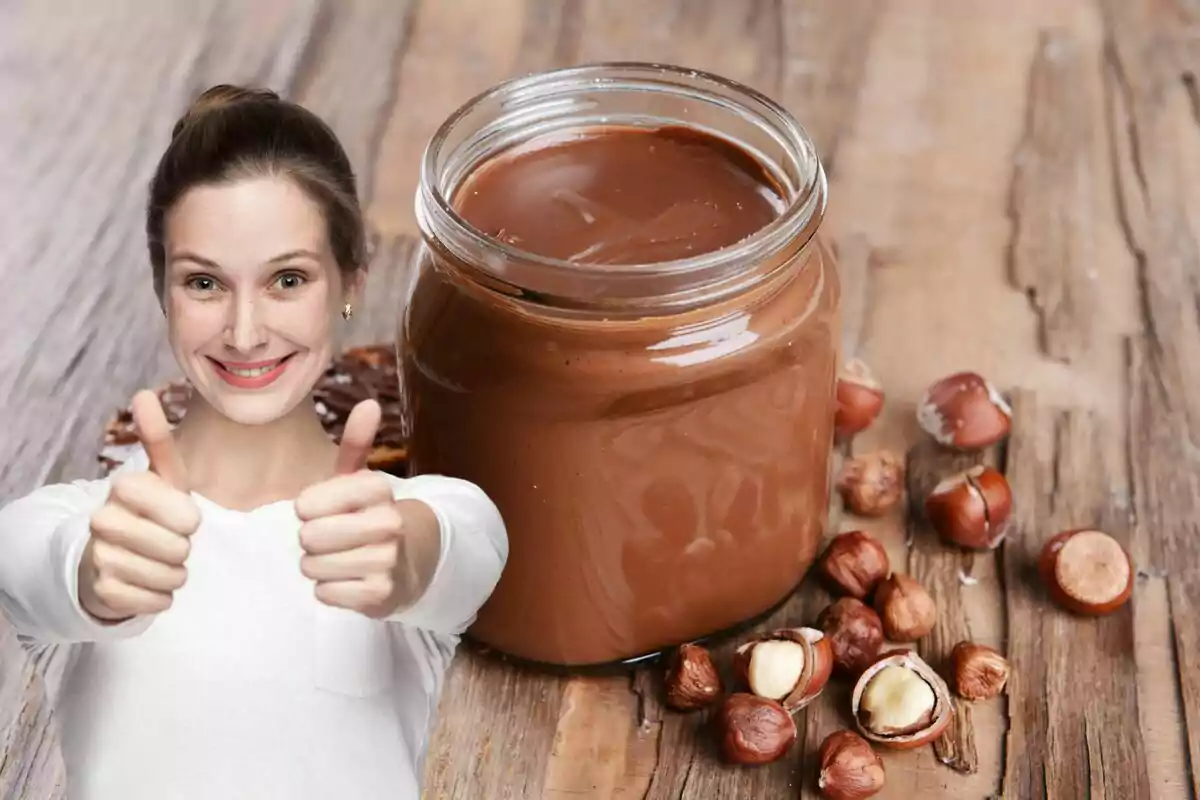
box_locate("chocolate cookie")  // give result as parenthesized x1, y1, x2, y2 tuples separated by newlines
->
(98, 344, 409, 477)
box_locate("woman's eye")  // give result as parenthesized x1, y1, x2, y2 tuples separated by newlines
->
(186, 275, 217, 292)
(276, 272, 307, 290)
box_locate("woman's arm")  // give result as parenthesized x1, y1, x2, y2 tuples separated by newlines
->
(382, 474, 508, 637)
(0, 480, 153, 643)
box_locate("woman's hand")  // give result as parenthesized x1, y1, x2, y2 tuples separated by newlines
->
(80, 390, 201, 622)
(296, 400, 440, 618)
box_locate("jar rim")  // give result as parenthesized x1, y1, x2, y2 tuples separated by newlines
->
(417, 61, 827, 304)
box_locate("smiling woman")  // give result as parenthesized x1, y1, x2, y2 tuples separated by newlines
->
(0, 84, 508, 800)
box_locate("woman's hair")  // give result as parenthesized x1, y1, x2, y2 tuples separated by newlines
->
(146, 84, 366, 299)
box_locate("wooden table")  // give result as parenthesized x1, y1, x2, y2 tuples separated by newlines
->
(1, 1, 1197, 797)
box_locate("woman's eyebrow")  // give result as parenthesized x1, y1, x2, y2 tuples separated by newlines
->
(168, 251, 222, 270)
(267, 249, 322, 264)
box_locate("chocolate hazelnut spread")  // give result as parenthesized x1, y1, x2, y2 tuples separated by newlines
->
(401, 65, 839, 667)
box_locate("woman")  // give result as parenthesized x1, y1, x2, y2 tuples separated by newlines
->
(0, 85, 508, 799)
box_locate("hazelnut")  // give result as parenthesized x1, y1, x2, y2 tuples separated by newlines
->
(873, 574, 937, 642)
(817, 598, 885, 676)
(836, 451, 905, 517)
(917, 371, 1012, 450)
(835, 359, 885, 438)
(924, 465, 1014, 550)
(817, 531, 891, 600)
(713, 693, 797, 765)
(851, 650, 953, 749)
(950, 641, 1009, 700)
(662, 643, 723, 711)
(817, 730, 886, 799)
(1039, 529, 1134, 615)
(732, 627, 832, 712)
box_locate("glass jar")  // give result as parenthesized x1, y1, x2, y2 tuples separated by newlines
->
(400, 63, 839, 668)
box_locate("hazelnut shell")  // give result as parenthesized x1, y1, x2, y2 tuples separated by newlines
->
(663, 643, 723, 711)
(835, 359, 885, 438)
(851, 650, 953, 749)
(916, 371, 1012, 450)
(873, 574, 937, 642)
(1038, 529, 1134, 615)
(817, 530, 891, 600)
(817, 598, 886, 676)
(714, 693, 797, 765)
(925, 465, 1014, 550)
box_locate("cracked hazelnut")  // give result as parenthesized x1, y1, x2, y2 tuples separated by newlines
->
(852, 650, 953, 749)
(835, 359, 885, 439)
(873, 574, 937, 642)
(917, 371, 1011, 450)
(817, 730, 885, 799)
(950, 641, 1009, 700)
(817, 598, 885, 676)
(837, 451, 905, 517)
(817, 531, 891, 600)
(732, 627, 832, 712)
(924, 464, 1014, 550)
(662, 643, 723, 711)
(1039, 528, 1133, 615)
(714, 693, 797, 765)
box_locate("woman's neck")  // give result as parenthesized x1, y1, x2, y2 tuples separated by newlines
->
(171, 395, 338, 510)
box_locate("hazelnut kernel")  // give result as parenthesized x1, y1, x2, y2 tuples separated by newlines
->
(817, 530, 891, 600)
(851, 651, 953, 749)
(837, 451, 905, 517)
(662, 643, 723, 711)
(714, 693, 797, 765)
(817, 598, 885, 676)
(732, 628, 832, 712)
(917, 371, 1011, 450)
(817, 730, 885, 799)
(950, 641, 1009, 700)
(873, 574, 937, 642)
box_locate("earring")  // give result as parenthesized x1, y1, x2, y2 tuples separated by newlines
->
(342, 302, 353, 321)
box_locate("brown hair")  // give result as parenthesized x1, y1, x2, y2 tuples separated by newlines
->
(146, 84, 366, 299)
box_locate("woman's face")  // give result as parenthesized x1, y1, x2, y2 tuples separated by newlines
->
(161, 175, 358, 427)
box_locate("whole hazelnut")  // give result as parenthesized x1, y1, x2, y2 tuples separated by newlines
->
(851, 650, 953, 749)
(713, 693, 797, 765)
(817, 531, 891, 600)
(732, 628, 833, 712)
(817, 730, 885, 799)
(835, 359, 885, 439)
(662, 643, 723, 711)
(950, 641, 1009, 700)
(924, 465, 1014, 550)
(837, 451, 905, 517)
(873, 574, 937, 642)
(817, 598, 885, 676)
(1039, 528, 1134, 615)
(917, 371, 1012, 450)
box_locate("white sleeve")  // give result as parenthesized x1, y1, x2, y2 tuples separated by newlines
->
(384, 474, 508, 636)
(0, 479, 154, 643)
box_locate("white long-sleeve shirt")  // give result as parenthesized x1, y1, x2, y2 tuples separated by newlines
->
(0, 446, 507, 800)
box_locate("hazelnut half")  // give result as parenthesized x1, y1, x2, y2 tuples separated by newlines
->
(1039, 529, 1134, 615)
(817, 730, 886, 799)
(817, 598, 885, 676)
(817, 530, 891, 600)
(924, 465, 1014, 550)
(873, 573, 937, 642)
(662, 643, 723, 711)
(837, 451, 905, 517)
(851, 650, 953, 749)
(732, 627, 832, 712)
(917, 371, 1012, 450)
(835, 359, 885, 439)
(714, 693, 797, 765)
(950, 641, 1009, 700)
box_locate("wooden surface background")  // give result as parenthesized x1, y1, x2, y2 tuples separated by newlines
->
(1, 0, 1198, 798)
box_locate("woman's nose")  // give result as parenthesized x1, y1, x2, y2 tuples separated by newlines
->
(226, 295, 269, 353)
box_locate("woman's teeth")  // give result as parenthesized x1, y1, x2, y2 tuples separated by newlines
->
(225, 359, 285, 377)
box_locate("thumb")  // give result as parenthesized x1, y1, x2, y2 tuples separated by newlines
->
(131, 389, 190, 492)
(334, 399, 382, 476)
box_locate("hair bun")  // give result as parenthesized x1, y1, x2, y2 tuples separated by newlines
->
(171, 84, 281, 139)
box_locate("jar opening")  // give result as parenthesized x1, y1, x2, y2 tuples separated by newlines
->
(416, 62, 827, 314)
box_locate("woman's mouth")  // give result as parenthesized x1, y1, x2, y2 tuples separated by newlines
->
(209, 354, 297, 389)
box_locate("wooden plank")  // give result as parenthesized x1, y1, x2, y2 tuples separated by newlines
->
(1001, 390, 1152, 798)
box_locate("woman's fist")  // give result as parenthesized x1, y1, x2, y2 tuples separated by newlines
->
(79, 390, 200, 622)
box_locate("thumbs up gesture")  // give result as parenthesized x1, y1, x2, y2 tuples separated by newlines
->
(296, 399, 414, 618)
(79, 390, 202, 622)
